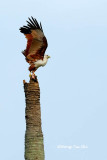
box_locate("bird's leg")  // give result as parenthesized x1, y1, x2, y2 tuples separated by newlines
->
(32, 71, 35, 75)
(32, 71, 36, 80)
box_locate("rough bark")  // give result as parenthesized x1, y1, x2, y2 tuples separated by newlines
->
(23, 77, 45, 160)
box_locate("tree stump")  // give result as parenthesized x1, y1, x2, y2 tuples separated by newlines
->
(23, 77, 45, 160)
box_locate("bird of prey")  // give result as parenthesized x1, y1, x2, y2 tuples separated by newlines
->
(19, 16, 50, 77)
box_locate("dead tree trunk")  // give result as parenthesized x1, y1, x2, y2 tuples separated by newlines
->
(23, 77, 45, 160)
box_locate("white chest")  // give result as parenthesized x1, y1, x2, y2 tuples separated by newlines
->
(34, 58, 48, 68)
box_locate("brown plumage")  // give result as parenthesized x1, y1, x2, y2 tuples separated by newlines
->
(19, 17, 48, 71)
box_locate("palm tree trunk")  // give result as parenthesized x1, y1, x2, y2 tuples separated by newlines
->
(23, 77, 45, 160)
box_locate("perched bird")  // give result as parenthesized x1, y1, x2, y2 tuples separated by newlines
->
(19, 16, 50, 77)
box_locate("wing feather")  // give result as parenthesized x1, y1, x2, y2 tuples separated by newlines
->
(19, 17, 48, 63)
(31, 16, 40, 28)
(28, 18, 36, 28)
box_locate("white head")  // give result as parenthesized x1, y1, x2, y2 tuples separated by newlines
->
(44, 55, 51, 60)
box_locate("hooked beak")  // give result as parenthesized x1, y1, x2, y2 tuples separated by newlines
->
(48, 55, 51, 59)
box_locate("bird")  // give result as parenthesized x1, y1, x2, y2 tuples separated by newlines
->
(19, 16, 50, 78)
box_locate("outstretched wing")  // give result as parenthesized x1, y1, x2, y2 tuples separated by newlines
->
(19, 17, 48, 62)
